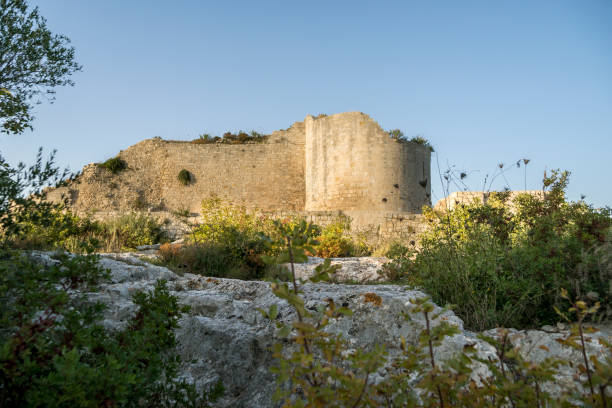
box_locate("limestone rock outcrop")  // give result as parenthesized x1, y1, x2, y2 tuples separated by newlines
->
(31, 253, 612, 407)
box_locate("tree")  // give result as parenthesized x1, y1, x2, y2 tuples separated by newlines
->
(0, 0, 81, 134)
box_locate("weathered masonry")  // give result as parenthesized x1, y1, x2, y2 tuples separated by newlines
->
(50, 112, 432, 239)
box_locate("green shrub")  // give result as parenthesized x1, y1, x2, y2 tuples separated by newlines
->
(387, 130, 434, 151)
(161, 198, 276, 278)
(99, 156, 127, 174)
(314, 216, 371, 258)
(0, 150, 221, 405)
(6, 205, 101, 251)
(178, 169, 192, 185)
(384, 170, 611, 330)
(158, 242, 267, 280)
(264, 221, 611, 408)
(315, 218, 354, 258)
(0, 251, 221, 406)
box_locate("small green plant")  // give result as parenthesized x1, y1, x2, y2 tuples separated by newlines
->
(387, 130, 435, 151)
(99, 156, 127, 174)
(178, 169, 192, 185)
(388, 129, 405, 140)
(157, 198, 276, 279)
(408, 135, 435, 152)
(172, 207, 191, 218)
(315, 217, 355, 258)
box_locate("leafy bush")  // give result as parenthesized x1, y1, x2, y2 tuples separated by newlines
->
(99, 156, 127, 174)
(178, 169, 192, 185)
(0, 149, 69, 245)
(315, 217, 355, 258)
(0, 150, 166, 253)
(315, 216, 371, 258)
(263, 221, 611, 407)
(0, 251, 221, 407)
(384, 170, 611, 330)
(158, 198, 274, 279)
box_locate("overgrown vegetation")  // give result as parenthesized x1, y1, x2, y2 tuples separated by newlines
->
(6, 207, 168, 253)
(191, 130, 268, 144)
(315, 215, 371, 258)
(157, 198, 373, 279)
(387, 129, 435, 151)
(262, 220, 612, 407)
(99, 156, 127, 174)
(0, 148, 221, 406)
(0, 251, 221, 407)
(383, 170, 611, 330)
(178, 169, 192, 185)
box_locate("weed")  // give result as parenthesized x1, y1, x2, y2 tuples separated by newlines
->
(99, 156, 127, 174)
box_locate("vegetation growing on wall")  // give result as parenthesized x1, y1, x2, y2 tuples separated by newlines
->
(99, 156, 127, 174)
(178, 169, 192, 185)
(387, 129, 434, 151)
(191, 130, 268, 144)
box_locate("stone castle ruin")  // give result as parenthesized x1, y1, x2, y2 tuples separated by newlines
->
(49, 112, 432, 240)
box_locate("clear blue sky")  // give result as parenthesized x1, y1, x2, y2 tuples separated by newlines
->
(2, 0, 611, 207)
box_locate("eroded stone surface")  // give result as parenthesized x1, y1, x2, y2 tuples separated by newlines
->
(285, 256, 390, 282)
(30, 252, 612, 407)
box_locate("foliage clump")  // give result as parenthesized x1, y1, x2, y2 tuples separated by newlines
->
(178, 169, 192, 185)
(383, 170, 611, 330)
(6, 208, 168, 253)
(315, 216, 370, 258)
(387, 129, 434, 151)
(158, 197, 274, 279)
(99, 156, 127, 174)
(262, 220, 612, 408)
(157, 198, 373, 279)
(191, 130, 268, 144)
(0, 0, 81, 134)
(0, 251, 221, 407)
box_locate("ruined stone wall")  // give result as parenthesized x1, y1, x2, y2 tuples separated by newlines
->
(52, 122, 306, 214)
(48, 112, 434, 242)
(305, 112, 431, 213)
